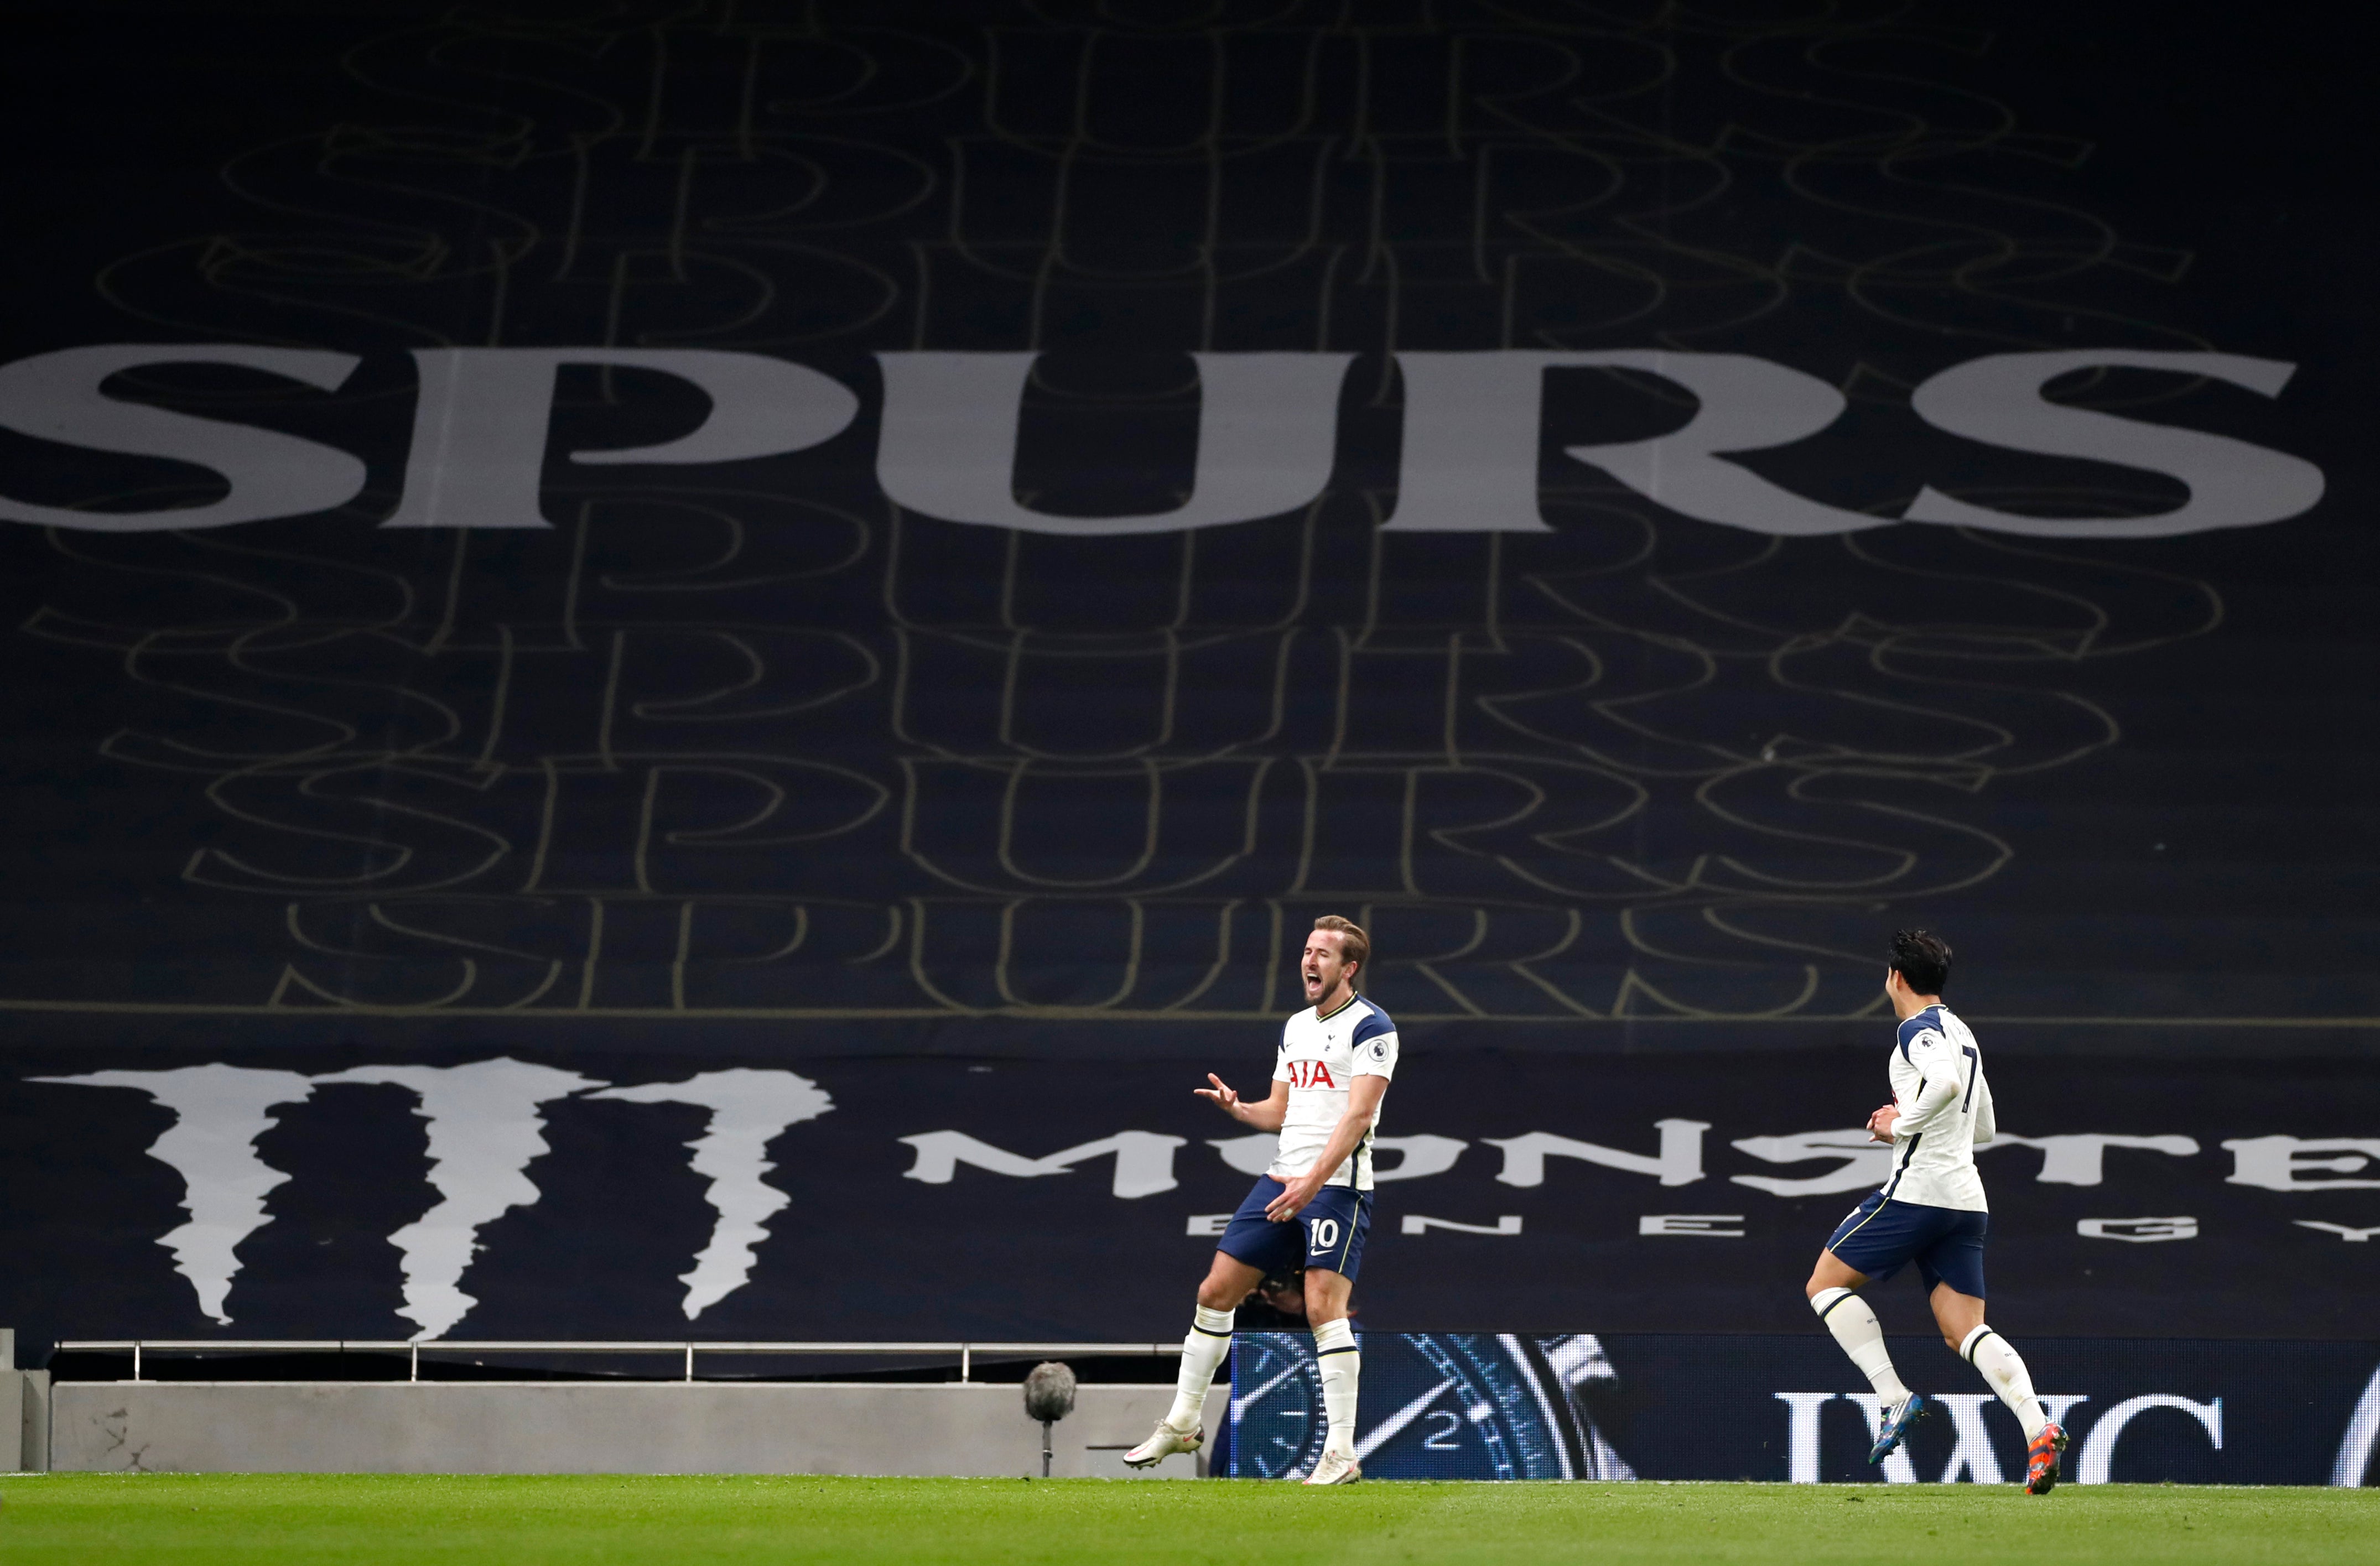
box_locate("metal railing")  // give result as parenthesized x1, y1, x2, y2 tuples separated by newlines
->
(54, 1339, 1186, 1385)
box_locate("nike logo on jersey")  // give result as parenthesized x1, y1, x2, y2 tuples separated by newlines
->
(1284, 1060, 1339, 1089)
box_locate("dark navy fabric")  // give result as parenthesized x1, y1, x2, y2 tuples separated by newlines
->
(1349, 1006, 1397, 1053)
(1895, 1006, 1944, 1063)
(1218, 1178, 1376, 1282)
(1826, 1192, 1989, 1298)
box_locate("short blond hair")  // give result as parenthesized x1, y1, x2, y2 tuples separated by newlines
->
(1311, 914, 1370, 977)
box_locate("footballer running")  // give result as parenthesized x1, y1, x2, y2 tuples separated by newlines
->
(1806, 929, 2069, 1494)
(1125, 914, 1397, 1484)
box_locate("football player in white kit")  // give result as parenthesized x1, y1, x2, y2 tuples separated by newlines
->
(1806, 930, 2070, 1494)
(1125, 915, 1397, 1484)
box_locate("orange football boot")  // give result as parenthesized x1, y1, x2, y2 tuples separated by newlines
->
(2024, 1422, 2069, 1495)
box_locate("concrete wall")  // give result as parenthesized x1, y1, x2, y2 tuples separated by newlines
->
(46, 1381, 1222, 1477)
(5, 1370, 51, 1472)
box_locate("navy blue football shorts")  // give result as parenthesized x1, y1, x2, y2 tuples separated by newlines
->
(1217, 1177, 1374, 1282)
(1826, 1192, 1989, 1298)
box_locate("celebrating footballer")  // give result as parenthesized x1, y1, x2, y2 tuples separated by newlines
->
(1125, 914, 1397, 1484)
(1805, 930, 2070, 1494)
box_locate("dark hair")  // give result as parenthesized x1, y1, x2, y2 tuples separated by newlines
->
(1889, 929, 1951, 995)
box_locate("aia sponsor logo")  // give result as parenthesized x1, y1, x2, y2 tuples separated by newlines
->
(1285, 1060, 1339, 1090)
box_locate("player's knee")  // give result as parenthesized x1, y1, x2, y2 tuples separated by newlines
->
(1196, 1273, 1253, 1312)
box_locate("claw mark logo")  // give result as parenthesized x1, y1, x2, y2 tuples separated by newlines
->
(36, 1061, 833, 1334)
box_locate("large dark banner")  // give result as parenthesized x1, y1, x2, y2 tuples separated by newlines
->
(6, 1047, 2375, 1342)
(1, 3, 2374, 1354)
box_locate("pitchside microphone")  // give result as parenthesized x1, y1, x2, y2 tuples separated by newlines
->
(1022, 1361, 1078, 1479)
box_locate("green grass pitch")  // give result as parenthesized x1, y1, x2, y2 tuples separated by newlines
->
(4, 1474, 2376, 1564)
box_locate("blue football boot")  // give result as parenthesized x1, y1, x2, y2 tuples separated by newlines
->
(1869, 1392, 1931, 1464)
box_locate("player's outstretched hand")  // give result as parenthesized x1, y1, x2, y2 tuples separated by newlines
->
(1194, 1073, 1242, 1119)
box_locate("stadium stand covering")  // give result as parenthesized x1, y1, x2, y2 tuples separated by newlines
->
(0, 0, 2373, 1486)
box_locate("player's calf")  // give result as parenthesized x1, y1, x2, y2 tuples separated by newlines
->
(1957, 1324, 2061, 1487)
(1127, 1298, 1231, 1468)
(1812, 1284, 1930, 1463)
(1145, 1303, 1235, 1447)
(1311, 1315, 1360, 1470)
(1811, 1286, 1914, 1408)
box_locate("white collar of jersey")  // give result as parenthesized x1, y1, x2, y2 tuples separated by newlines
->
(1313, 992, 1362, 1024)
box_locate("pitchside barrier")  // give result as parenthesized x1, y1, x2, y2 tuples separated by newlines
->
(52, 1338, 1183, 1385)
(32, 1334, 2380, 1484)
(1225, 1333, 2380, 1486)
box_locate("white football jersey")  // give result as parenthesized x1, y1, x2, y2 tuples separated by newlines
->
(1267, 993, 1400, 1190)
(1880, 1002, 1996, 1211)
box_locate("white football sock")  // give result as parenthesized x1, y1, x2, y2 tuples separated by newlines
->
(1812, 1287, 1911, 1406)
(1165, 1305, 1235, 1433)
(1962, 1324, 2049, 1440)
(1313, 1317, 1360, 1457)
